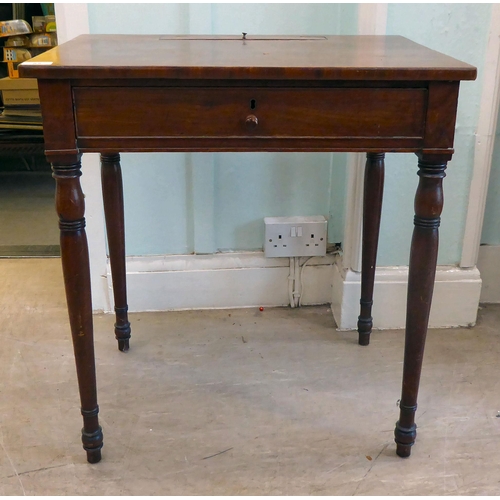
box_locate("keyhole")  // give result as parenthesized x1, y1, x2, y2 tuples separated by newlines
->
(250, 99, 256, 110)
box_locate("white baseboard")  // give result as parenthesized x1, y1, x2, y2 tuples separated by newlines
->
(477, 245, 500, 303)
(100, 252, 482, 331)
(103, 252, 336, 313)
(332, 261, 482, 330)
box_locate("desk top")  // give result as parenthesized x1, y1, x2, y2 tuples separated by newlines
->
(20, 34, 476, 82)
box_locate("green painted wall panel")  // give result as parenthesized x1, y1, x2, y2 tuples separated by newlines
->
(88, 3, 485, 266)
(120, 153, 192, 256)
(213, 153, 336, 251)
(88, 3, 353, 256)
(383, 3, 490, 266)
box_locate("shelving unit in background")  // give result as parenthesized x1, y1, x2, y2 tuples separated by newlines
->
(0, 4, 57, 132)
(0, 3, 59, 257)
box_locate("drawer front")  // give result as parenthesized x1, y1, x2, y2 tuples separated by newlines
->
(74, 87, 427, 140)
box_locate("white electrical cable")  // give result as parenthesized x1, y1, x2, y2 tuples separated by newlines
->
(294, 257, 301, 307)
(297, 249, 342, 307)
(298, 256, 314, 307)
(288, 257, 295, 308)
(289, 249, 343, 309)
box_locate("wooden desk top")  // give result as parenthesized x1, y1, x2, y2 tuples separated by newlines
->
(20, 34, 476, 81)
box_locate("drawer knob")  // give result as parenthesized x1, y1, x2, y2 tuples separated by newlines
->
(245, 114, 258, 129)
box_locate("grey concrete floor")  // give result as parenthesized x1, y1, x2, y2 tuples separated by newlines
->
(1, 258, 500, 495)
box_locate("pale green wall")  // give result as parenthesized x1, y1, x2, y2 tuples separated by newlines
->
(89, 4, 357, 255)
(382, 3, 490, 266)
(88, 3, 485, 267)
(88, 3, 354, 256)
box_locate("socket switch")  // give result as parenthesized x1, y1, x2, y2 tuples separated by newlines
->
(264, 216, 327, 257)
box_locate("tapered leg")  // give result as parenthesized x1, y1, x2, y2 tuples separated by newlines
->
(53, 155, 103, 464)
(358, 152, 385, 346)
(394, 154, 447, 458)
(101, 153, 131, 352)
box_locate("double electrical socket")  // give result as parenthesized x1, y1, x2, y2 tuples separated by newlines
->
(264, 215, 327, 258)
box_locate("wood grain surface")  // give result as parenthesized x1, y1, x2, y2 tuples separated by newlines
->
(20, 34, 477, 81)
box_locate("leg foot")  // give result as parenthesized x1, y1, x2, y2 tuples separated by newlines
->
(396, 444, 412, 459)
(394, 421, 417, 458)
(114, 307, 131, 352)
(117, 338, 130, 352)
(86, 448, 102, 464)
(82, 425, 103, 463)
(357, 315, 372, 346)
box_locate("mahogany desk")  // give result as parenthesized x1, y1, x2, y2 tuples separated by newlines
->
(20, 35, 476, 464)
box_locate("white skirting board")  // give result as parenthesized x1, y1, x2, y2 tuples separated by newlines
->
(101, 251, 482, 331)
(332, 262, 482, 330)
(477, 244, 500, 303)
(106, 252, 336, 312)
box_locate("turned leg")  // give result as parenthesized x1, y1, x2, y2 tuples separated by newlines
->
(101, 153, 131, 352)
(394, 154, 447, 458)
(358, 152, 385, 346)
(53, 156, 103, 464)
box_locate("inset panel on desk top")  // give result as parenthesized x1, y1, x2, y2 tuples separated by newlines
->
(73, 87, 427, 140)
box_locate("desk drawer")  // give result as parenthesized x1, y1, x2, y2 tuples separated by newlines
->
(73, 87, 426, 140)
